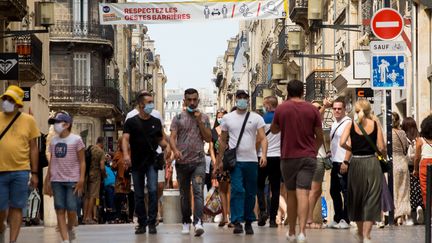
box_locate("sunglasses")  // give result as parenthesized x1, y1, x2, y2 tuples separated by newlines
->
(332, 107, 343, 111)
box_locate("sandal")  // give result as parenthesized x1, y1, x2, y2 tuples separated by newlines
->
(311, 223, 324, 229)
(305, 222, 313, 229)
(227, 222, 234, 228)
(218, 221, 227, 227)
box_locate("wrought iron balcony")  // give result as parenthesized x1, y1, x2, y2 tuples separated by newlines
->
(49, 20, 115, 46)
(278, 26, 288, 60)
(0, 0, 27, 21)
(50, 85, 129, 116)
(305, 69, 334, 102)
(289, 0, 308, 27)
(15, 34, 43, 82)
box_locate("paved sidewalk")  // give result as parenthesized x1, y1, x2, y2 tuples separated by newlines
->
(4, 223, 426, 243)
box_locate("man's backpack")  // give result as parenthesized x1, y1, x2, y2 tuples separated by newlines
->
(85, 145, 93, 176)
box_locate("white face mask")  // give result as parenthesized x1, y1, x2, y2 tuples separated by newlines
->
(54, 123, 66, 134)
(2, 100, 15, 113)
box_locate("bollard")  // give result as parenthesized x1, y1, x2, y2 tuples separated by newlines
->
(426, 165, 432, 243)
(162, 189, 182, 224)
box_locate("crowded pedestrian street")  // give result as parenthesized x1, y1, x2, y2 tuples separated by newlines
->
(12, 223, 427, 243)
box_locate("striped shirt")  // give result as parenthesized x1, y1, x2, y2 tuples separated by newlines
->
(49, 133, 85, 182)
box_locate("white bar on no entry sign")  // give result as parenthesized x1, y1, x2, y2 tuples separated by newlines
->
(376, 21, 399, 28)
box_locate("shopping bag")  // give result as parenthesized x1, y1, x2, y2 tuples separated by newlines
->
(25, 189, 41, 225)
(203, 187, 223, 216)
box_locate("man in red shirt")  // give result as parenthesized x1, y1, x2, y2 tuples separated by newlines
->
(271, 80, 323, 243)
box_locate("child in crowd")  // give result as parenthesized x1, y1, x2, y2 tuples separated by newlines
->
(45, 111, 85, 243)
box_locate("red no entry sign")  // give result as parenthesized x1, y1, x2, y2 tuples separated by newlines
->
(371, 8, 404, 40)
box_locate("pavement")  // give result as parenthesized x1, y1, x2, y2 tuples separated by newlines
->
(4, 223, 427, 243)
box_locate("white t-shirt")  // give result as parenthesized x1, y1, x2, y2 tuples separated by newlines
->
(330, 116, 351, 163)
(126, 108, 164, 153)
(258, 124, 280, 157)
(221, 111, 266, 162)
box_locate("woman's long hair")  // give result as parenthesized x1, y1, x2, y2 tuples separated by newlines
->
(354, 99, 375, 123)
(401, 117, 420, 141)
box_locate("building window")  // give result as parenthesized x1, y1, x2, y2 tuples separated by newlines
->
(73, 53, 91, 86)
(165, 112, 170, 121)
(73, 0, 88, 35)
(172, 112, 176, 119)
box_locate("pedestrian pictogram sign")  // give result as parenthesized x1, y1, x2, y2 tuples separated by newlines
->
(370, 8, 404, 41)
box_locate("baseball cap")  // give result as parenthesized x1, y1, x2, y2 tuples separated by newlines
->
(235, 90, 249, 98)
(48, 112, 73, 124)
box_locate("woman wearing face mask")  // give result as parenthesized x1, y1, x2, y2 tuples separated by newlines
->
(209, 109, 230, 227)
(45, 112, 86, 243)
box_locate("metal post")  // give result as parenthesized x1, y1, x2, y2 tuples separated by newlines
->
(386, 90, 394, 225)
(426, 165, 432, 243)
(383, 0, 394, 226)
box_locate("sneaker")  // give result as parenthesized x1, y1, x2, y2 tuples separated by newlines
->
(269, 220, 277, 228)
(134, 225, 146, 234)
(376, 221, 385, 229)
(286, 232, 296, 242)
(148, 225, 157, 234)
(194, 221, 204, 237)
(296, 232, 307, 243)
(417, 206, 424, 224)
(363, 238, 373, 243)
(68, 229, 76, 241)
(338, 219, 350, 229)
(233, 222, 243, 234)
(328, 221, 339, 229)
(181, 223, 190, 235)
(404, 219, 414, 226)
(245, 222, 254, 235)
(257, 212, 268, 226)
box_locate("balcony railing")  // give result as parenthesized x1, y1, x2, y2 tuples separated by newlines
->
(278, 27, 288, 60)
(50, 20, 115, 44)
(289, 0, 308, 25)
(0, 0, 27, 21)
(15, 34, 43, 81)
(50, 86, 128, 114)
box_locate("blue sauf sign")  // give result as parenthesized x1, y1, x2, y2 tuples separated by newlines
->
(371, 53, 406, 89)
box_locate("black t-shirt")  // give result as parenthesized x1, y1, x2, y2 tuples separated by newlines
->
(123, 115, 163, 170)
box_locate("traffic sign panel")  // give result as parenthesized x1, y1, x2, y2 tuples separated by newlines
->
(371, 53, 406, 89)
(370, 8, 404, 40)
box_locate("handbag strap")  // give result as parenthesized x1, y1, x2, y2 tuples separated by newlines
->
(357, 121, 385, 159)
(331, 118, 349, 141)
(0, 112, 21, 141)
(394, 129, 407, 155)
(265, 128, 271, 136)
(235, 112, 250, 148)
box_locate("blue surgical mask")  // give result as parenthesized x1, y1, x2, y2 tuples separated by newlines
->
(217, 118, 223, 124)
(186, 106, 195, 113)
(236, 99, 248, 110)
(143, 103, 155, 114)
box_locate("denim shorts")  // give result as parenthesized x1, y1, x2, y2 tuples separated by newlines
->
(51, 182, 79, 211)
(0, 171, 29, 210)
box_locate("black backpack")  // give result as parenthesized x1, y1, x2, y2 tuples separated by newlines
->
(85, 145, 93, 176)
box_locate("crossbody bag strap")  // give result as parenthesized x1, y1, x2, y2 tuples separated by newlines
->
(394, 129, 407, 155)
(424, 137, 432, 149)
(235, 112, 250, 148)
(0, 112, 21, 141)
(265, 128, 271, 136)
(357, 122, 384, 159)
(331, 118, 349, 141)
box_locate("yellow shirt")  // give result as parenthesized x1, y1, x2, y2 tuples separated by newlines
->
(0, 112, 40, 172)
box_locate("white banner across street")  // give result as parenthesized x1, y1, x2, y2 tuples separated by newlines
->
(99, 0, 288, 25)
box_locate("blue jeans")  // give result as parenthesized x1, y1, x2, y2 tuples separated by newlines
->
(132, 164, 158, 226)
(230, 162, 258, 223)
(51, 182, 79, 211)
(0, 171, 30, 210)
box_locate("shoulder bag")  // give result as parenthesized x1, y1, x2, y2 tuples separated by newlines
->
(0, 112, 21, 141)
(223, 112, 250, 171)
(357, 122, 389, 173)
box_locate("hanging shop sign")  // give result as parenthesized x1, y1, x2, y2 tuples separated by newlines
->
(99, 0, 288, 25)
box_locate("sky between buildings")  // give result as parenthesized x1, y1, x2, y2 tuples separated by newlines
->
(133, 0, 240, 90)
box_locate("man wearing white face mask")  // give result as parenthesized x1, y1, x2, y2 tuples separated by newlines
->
(216, 90, 268, 235)
(0, 85, 40, 243)
(123, 92, 170, 235)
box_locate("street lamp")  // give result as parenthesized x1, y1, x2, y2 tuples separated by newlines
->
(0, 1, 54, 39)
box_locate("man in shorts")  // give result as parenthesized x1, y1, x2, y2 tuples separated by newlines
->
(271, 80, 323, 243)
(0, 85, 40, 243)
